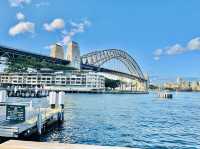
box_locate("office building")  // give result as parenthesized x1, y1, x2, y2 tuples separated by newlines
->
(66, 41, 80, 69)
(50, 44, 64, 60)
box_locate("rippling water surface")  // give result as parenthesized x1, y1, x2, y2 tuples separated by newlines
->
(14, 92, 200, 148)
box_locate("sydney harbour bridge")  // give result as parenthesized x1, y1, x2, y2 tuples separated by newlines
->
(0, 44, 148, 92)
(81, 49, 148, 91)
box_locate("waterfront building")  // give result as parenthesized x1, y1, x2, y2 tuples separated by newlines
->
(163, 78, 200, 91)
(191, 81, 200, 91)
(50, 44, 64, 60)
(0, 57, 7, 72)
(0, 71, 105, 91)
(66, 41, 81, 69)
(176, 77, 183, 84)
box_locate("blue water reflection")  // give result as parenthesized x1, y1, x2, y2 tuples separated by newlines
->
(32, 92, 200, 149)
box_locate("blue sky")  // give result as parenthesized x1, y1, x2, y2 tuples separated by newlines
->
(1, 0, 200, 78)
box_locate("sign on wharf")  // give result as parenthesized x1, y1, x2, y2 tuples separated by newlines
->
(6, 105, 26, 122)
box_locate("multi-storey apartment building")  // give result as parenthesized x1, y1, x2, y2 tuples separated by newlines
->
(0, 71, 105, 91)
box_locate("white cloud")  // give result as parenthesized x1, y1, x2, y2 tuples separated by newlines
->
(43, 18, 91, 46)
(44, 18, 65, 32)
(9, 21, 35, 36)
(62, 19, 91, 45)
(153, 44, 185, 60)
(153, 37, 200, 60)
(35, 2, 50, 8)
(153, 49, 163, 60)
(8, 0, 31, 7)
(44, 44, 54, 50)
(16, 12, 25, 21)
(154, 56, 160, 61)
(187, 37, 200, 50)
(154, 49, 163, 56)
(165, 44, 186, 55)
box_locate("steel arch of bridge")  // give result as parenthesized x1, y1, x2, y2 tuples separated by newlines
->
(81, 49, 145, 80)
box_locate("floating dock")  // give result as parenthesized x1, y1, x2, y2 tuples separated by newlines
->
(0, 140, 139, 149)
(158, 92, 173, 99)
(0, 107, 63, 138)
(0, 91, 64, 138)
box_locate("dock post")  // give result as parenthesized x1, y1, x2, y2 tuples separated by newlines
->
(58, 92, 65, 122)
(37, 109, 42, 135)
(49, 92, 56, 109)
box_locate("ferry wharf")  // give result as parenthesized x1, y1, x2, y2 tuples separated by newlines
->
(0, 90, 64, 138)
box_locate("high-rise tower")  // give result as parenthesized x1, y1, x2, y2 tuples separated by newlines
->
(50, 44, 64, 60)
(66, 41, 80, 69)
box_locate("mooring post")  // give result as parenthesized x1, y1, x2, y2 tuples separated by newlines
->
(58, 92, 65, 122)
(37, 108, 42, 135)
(49, 91, 56, 109)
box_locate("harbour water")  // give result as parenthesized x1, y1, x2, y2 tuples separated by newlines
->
(6, 92, 200, 149)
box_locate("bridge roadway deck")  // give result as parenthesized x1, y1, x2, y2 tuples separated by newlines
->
(81, 64, 147, 82)
(0, 140, 139, 149)
(0, 45, 70, 65)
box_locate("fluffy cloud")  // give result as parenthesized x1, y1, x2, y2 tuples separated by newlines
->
(153, 37, 200, 60)
(44, 19, 91, 48)
(35, 2, 50, 8)
(187, 37, 200, 50)
(154, 49, 163, 56)
(8, 0, 31, 7)
(165, 44, 186, 55)
(44, 44, 54, 50)
(44, 18, 65, 32)
(154, 56, 160, 61)
(62, 19, 91, 45)
(153, 49, 163, 60)
(9, 21, 35, 36)
(16, 12, 25, 21)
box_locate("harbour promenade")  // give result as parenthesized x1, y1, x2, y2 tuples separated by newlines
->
(0, 140, 138, 149)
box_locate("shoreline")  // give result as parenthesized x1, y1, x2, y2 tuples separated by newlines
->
(0, 140, 139, 149)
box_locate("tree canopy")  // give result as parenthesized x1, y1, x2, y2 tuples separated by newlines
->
(105, 78, 121, 89)
(4, 56, 74, 73)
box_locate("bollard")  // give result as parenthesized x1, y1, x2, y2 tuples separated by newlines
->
(37, 112, 42, 135)
(58, 92, 65, 109)
(58, 92, 65, 122)
(29, 100, 33, 110)
(49, 91, 56, 109)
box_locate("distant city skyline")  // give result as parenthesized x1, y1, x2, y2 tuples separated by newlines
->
(0, 0, 200, 78)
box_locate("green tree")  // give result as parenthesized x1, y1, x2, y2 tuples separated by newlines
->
(5, 56, 75, 72)
(105, 78, 121, 89)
